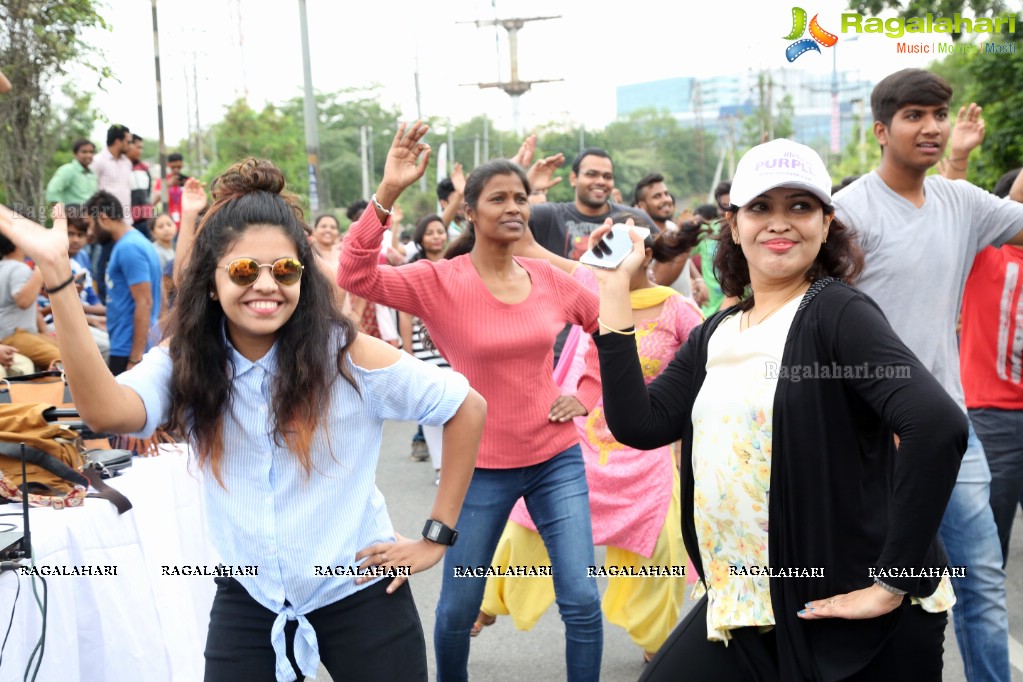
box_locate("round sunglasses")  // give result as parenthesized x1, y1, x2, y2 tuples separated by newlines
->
(222, 257, 304, 287)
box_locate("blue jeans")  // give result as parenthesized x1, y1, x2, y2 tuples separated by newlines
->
(434, 445, 602, 682)
(969, 407, 1023, 566)
(938, 420, 1009, 682)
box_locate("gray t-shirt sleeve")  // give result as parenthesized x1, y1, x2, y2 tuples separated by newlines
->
(0, 261, 37, 340)
(960, 179, 1023, 248)
(833, 181, 876, 253)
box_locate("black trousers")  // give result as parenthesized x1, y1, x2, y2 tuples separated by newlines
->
(108, 356, 130, 376)
(640, 594, 946, 682)
(203, 577, 428, 682)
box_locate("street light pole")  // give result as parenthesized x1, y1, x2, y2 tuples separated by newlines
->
(831, 45, 840, 154)
(150, 0, 168, 206)
(298, 0, 323, 211)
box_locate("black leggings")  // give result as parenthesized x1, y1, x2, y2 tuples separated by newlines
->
(640, 594, 946, 682)
(203, 577, 428, 682)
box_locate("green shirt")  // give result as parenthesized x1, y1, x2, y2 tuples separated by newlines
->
(696, 222, 725, 317)
(46, 161, 98, 206)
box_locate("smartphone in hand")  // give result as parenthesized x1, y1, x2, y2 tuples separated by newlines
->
(578, 224, 650, 270)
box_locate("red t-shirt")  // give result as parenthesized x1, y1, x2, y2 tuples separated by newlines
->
(960, 245, 1023, 409)
(153, 177, 184, 228)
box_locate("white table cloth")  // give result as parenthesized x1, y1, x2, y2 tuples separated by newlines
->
(0, 446, 218, 682)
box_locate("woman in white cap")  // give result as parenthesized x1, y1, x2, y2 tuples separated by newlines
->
(591, 139, 965, 680)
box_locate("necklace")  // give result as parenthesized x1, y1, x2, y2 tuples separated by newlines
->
(741, 281, 809, 331)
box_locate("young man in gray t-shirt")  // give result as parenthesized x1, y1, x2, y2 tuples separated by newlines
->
(834, 68, 1023, 682)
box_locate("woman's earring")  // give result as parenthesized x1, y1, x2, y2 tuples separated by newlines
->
(209, 291, 217, 300)
(732, 232, 739, 244)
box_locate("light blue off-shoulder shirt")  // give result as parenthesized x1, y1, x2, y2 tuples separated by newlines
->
(117, 332, 470, 681)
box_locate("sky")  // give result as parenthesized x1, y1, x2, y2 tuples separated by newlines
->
(76, 0, 956, 150)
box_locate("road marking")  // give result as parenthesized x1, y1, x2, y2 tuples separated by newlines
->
(1010, 634, 1023, 672)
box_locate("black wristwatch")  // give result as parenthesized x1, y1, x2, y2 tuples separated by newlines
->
(422, 519, 459, 546)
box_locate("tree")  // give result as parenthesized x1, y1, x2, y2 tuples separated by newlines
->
(948, 33, 1023, 188)
(851, 1, 1023, 189)
(0, 0, 108, 217)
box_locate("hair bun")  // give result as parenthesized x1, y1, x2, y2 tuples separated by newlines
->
(211, 157, 286, 200)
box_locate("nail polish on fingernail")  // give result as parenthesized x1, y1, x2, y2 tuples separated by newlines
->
(804, 602, 812, 608)
(797, 610, 806, 616)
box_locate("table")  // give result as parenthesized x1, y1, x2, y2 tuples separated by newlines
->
(0, 446, 219, 682)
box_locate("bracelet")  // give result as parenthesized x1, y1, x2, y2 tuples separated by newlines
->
(597, 317, 636, 336)
(873, 577, 908, 596)
(129, 356, 143, 364)
(45, 273, 76, 295)
(370, 193, 392, 217)
(530, 189, 547, 196)
(946, 156, 968, 170)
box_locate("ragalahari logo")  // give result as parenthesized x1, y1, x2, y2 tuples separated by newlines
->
(784, 7, 838, 62)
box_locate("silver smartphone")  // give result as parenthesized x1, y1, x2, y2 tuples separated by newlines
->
(578, 224, 650, 269)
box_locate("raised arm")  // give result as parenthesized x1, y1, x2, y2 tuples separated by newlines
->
(0, 205, 147, 432)
(941, 103, 984, 181)
(439, 162, 465, 230)
(338, 122, 435, 318)
(591, 223, 698, 448)
(173, 177, 208, 287)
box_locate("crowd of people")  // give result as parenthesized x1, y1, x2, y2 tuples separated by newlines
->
(1, 65, 1022, 682)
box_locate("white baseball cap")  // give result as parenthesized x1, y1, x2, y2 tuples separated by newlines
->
(729, 139, 833, 208)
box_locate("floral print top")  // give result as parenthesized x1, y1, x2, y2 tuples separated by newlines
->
(689, 298, 954, 642)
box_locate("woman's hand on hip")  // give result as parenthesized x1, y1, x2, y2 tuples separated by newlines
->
(549, 395, 587, 422)
(798, 583, 904, 620)
(355, 533, 447, 593)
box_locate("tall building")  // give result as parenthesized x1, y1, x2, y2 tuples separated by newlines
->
(616, 69, 873, 157)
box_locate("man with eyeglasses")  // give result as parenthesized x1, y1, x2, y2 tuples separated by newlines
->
(527, 148, 652, 262)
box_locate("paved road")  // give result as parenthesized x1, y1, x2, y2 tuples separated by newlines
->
(322, 419, 1023, 681)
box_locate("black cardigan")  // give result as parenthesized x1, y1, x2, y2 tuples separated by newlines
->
(594, 278, 967, 681)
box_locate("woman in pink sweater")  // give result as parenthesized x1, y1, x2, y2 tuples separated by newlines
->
(338, 123, 603, 682)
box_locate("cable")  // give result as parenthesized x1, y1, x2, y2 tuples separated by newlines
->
(24, 572, 45, 682)
(19, 548, 45, 682)
(0, 568, 19, 669)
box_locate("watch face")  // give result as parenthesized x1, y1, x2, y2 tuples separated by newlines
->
(427, 523, 441, 541)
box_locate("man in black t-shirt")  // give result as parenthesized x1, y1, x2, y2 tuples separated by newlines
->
(529, 148, 652, 259)
(520, 148, 651, 362)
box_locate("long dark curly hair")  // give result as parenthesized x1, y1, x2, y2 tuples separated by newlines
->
(164, 158, 358, 486)
(714, 201, 863, 310)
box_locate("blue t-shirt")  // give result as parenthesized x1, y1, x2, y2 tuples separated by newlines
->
(105, 229, 162, 356)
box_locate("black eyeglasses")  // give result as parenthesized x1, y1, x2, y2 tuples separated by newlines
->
(222, 257, 304, 287)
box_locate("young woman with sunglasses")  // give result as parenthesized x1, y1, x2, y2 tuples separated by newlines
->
(339, 122, 604, 682)
(0, 153, 486, 682)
